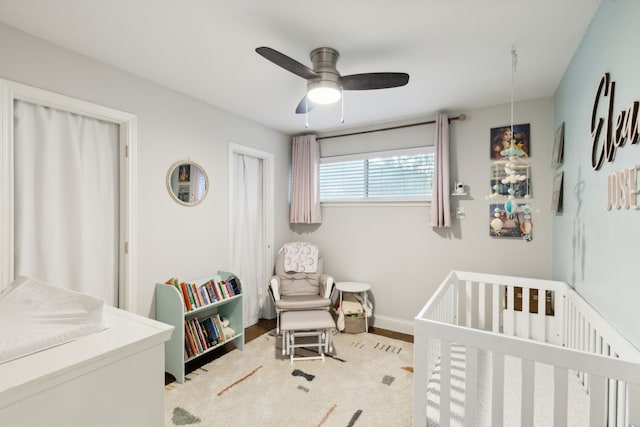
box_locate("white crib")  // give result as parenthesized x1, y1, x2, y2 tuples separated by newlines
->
(413, 271, 640, 427)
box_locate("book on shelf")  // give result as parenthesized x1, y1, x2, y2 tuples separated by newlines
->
(186, 320, 202, 354)
(203, 316, 224, 345)
(193, 283, 205, 307)
(202, 280, 218, 303)
(201, 317, 219, 346)
(211, 279, 223, 301)
(219, 280, 230, 299)
(184, 313, 230, 358)
(227, 275, 242, 295)
(184, 322, 197, 358)
(194, 318, 209, 350)
(184, 283, 193, 308)
(180, 282, 193, 311)
(193, 283, 200, 307)
(212, 314, 226, 341)
(199, 285, 211, 305)
(166, 274, 243, 312)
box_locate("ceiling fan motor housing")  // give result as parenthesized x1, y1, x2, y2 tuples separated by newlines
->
(308, 47, 341, 92)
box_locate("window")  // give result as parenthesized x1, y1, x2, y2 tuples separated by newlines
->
(319, 147, 435, 202)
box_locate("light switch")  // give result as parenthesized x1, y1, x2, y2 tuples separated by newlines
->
(455, 206, 465, 219)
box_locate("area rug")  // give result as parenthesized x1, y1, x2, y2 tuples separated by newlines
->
(164, 331, 414, 427)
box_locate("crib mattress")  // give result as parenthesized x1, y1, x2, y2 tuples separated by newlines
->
(426, 345, 589, 427)
(0, 276, 106, 364)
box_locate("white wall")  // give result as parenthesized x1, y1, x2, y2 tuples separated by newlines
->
(0, 22, 291, 317)
(0, 21, 561, 335)
(553, 0, 640, 349)
(293, 98, 556, 334)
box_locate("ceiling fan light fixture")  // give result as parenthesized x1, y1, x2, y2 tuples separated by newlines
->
(307, 80, 341, 104)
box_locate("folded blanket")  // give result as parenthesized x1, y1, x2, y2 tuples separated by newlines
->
(341, 300, 364, 315)
(282, 242, 319, 273)
(0, 276, 106, 364)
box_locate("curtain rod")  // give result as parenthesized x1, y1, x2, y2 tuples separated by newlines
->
(316, 114, 466, 141)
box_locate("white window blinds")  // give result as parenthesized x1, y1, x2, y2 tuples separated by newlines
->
(319, 147, 434, 202)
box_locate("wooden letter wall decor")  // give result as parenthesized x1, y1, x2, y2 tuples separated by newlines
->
(590, 72, 640, 170)
(590, 73, 640, 210)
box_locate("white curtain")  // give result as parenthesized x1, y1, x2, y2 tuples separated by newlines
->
(232, 153, 265, 326)
(289, 134, 321, 224)
(13, 100, 119, 305)
(429, 113, 451, 228)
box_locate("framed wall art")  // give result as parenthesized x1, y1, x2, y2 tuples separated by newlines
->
(551, 122, 565, 167)
(490, 123, 530, 159)
(489, 161, 531, 198)
(552, 171, 564, 213)
(178, 164, 191, 182)
(489, 203, 533, 240)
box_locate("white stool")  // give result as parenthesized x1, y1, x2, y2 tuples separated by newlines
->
(336, 282, 372, 332)
(280, 310, 335, 363)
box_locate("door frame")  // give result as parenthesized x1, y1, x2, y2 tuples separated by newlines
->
(228, 143, 274, 317)
(0, 79, 138, 311)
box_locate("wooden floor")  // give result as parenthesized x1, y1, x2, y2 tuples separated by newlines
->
(166, 318, 412, 385)
(246, 318, 413, 343)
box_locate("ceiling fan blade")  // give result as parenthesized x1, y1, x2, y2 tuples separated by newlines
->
(341, 72, 410, 90)
(295, 95, 315, 114)
(256, 47, 319, 80)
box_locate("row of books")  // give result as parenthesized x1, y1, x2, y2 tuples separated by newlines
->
(184, 314, 227, 359)
(165, 276, 242, 311)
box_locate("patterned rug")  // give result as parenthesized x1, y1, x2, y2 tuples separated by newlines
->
(164, 330, 413, 427)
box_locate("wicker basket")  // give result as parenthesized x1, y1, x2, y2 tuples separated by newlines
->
(344, 314, 366, 334)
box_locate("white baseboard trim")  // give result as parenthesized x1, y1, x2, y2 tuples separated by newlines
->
(371, 314, 414, 336)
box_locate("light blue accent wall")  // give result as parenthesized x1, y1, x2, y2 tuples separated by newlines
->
(553, 0, 640, 349)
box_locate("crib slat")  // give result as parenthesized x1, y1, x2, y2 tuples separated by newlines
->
(552, 365, 568, 427)
(580, 314, 585, 351)
(465, 280, 473, 328)
(555, 291, 565, 345)
(478, 282, 486, 330)
(607, 377, 617, 427)
(522, 287, 530, 339)
(464, 347, 478, 427)
(456, 280, 464, 326)
(567, 301, 573, 348)
(446, 283, 453, 323)
(492, 285, 501, 334)
(571, 302, 577, 349)
(521, 359, 535, 427)
(579, 316, 585, 383)
(616, 380, 625, 427)
(491, 352, 504, 427)
(505, 287, 515, 336)
(589, 374, 606, 427)
(536, 289, 546, 342)
(440, 341, 451, 424)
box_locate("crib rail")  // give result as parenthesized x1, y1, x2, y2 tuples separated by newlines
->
(414, 271, 640, 427)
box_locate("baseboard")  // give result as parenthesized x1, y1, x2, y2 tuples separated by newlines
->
(371, 315, 414, 336)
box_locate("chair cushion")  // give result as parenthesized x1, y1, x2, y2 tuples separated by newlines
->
(275, 295, 330, 310)
(275, 250, 324, 296)
(280, 310, 335, 331)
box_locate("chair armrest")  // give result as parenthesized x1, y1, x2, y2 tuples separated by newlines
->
(319, 274, 334, 299)
(270, 276, 281, 301)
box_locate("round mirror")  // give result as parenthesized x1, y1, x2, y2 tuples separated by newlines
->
(166, 160, 209, 206)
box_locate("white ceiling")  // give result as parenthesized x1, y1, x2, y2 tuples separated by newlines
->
(0, 0, 600, 135)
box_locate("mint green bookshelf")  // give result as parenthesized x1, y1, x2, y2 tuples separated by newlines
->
(155, 271, 244, 383)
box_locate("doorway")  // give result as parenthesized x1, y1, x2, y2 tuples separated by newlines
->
(229, 143, 274, 326)
(0, 80, 137, 310)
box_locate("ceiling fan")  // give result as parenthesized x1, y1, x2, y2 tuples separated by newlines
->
(256, 46, 410, 114)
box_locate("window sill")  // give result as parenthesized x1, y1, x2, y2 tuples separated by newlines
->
(321, 200, 431, 207)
